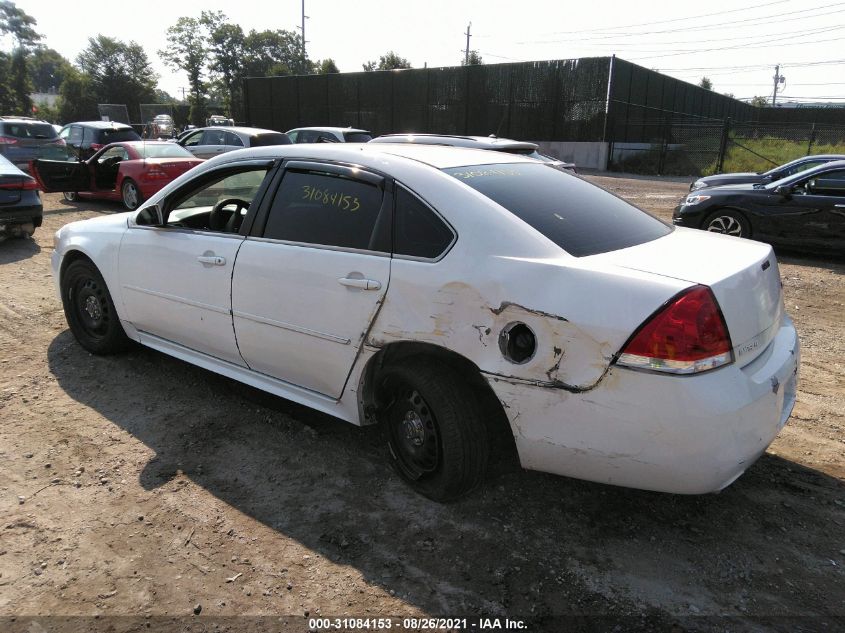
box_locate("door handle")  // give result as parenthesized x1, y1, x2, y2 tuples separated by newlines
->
(197, 255, 226, 266)
(338, 277, 381, 290)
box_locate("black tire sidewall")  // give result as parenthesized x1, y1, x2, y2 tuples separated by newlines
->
(378, 360, 488, 501)
(61, 259, 130, 354)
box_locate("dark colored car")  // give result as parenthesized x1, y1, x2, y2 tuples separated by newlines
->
(369, 133, 577, 172)
(0, 116, 67, 173)
(673, 160, 845, 253)
(0, 154, 42, 238)
(176, 126, 291, 159)
(60, 121, 142, 160)
(689, 154, 845, 191)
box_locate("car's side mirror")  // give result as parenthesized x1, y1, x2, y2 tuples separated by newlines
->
(774, 185, 792, 197)
(136, 204, 164, 226)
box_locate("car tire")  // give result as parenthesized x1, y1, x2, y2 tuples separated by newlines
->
(703, 209, 751, 238)
(62, 192, 78, 202)
(61, 259, 131, 355)
(121, 179, 142, 211)
(378, 359, 489, 502)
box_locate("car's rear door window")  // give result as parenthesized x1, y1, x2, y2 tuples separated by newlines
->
(444, 163, 671, 257)
(263, 170, 386, 251)
(394, 186, 455, 259)
(224, 132, 244, 147)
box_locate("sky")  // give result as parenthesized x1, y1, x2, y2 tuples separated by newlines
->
(7, 0, 845, 106)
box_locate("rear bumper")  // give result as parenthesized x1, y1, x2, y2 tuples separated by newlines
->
(487, 317, 800, 494)
(0, 198, 43, 228)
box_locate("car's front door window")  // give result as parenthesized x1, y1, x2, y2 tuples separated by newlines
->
(181, 131, 204, 147)
(162, 168, 271, 233)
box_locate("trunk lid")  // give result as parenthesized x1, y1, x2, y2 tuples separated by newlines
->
(147, 157, 202, 179)
(597, 227, 783, 366)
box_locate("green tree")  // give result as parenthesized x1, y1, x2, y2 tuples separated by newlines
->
(363, 51, 411, 71)
(0, 52, 15, 112)
(77, 35, 157, 121)
(315, 58, 339, 74)
(28, 47, 72, 93)
(57, 68, 98, 122)
(160, 16, 209, 125)
(206, 20, 245, 119)
(1, 0, 41, 115)
(750, 95, 768, 107)
(698, 76, 713, 90)
(461, 50, 483, 66)
(0, 0, 40, 47)
(242, 28, 308, 77)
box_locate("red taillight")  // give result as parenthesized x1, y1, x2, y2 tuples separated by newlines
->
(50, 138, 66, 146)
(0, 136, 19, 145)
(617, 285, 733, 375)
(0, 177, 38, 190)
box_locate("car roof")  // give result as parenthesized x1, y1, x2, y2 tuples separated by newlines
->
(371, 134, 538, 151)
(0, 116, 48, 123)
(200, 142, 537, 171)
(287, 126, 371, 134)
(62, 121, 134, 129)
(195, 126, 283, 135)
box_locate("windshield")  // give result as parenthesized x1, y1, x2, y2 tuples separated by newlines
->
(135, 143, 194, 159)
(344, 132, 373, 143)
(103, 128, 141, 143)
(444, 163, 671, 257)
(250, 132, 291, 147)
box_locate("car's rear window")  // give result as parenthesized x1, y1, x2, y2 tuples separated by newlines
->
(135, 144, 194, 158)
(102, 129, 141, 143)
(444, 163, 671, 257)
(250, 133, 291, 147)
(2, 122, 58, 139)
(344, 132, 373, 143)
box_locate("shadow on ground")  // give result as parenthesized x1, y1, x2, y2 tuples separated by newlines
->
(46, 332, 845, 624)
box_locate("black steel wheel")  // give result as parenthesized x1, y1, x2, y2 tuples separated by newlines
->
(378, 360, 489, 501)
(61, 259, 131, 354)
(703, 209, 751, 238)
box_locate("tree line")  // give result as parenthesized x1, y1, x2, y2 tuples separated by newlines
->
(0, 1, 484, 127)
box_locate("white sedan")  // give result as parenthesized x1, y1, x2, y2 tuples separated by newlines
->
(51, 144, 799, 501)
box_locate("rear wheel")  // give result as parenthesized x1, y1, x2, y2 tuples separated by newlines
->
(62, 192, 78, 202)
(703, 209, 750, 238)
(61, 259, 131, 354)
(121, 179, 142, 210)
(377, 359, 489, 501)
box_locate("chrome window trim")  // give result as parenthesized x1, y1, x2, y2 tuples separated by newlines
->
(127, 224, 247, 239)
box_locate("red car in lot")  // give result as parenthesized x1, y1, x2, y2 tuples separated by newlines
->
(32, 141, 203, 210)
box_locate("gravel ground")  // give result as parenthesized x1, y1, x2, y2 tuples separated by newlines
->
(0, 178, 843, 633)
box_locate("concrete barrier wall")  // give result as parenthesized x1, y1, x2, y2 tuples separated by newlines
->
(534, 142, 609, 171)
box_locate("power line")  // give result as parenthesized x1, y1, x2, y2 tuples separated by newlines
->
(633, 33, 845, 61)
(522, 2, 845, 42)
(526, 0, 791, 36)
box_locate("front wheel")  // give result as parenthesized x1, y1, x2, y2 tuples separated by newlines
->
(121, 179, 142, 210)
(377, 360, 489, 501)
(61, 259, 131, 354)
(703, 209, 751, 238)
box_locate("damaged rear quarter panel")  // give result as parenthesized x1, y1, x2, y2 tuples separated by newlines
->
(367, 251, 690, 392)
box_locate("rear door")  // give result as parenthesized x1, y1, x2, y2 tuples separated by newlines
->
(31, 159, 92, 192)
(232, 161, 392, 398)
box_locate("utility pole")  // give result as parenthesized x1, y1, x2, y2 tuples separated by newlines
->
(464, 22, 472, 65)
(297, 0, 309, 69)
(772, 64, 785, 106)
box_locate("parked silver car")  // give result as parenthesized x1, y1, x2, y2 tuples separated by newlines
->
(176, 126, 291, 159)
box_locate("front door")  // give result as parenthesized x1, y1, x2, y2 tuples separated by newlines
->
(232, 162, 392, 398)
(118, 164, 275, 365)
(31, 159, 91, 192)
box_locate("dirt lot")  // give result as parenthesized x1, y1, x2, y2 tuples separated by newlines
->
(1, 177, 843, 632)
